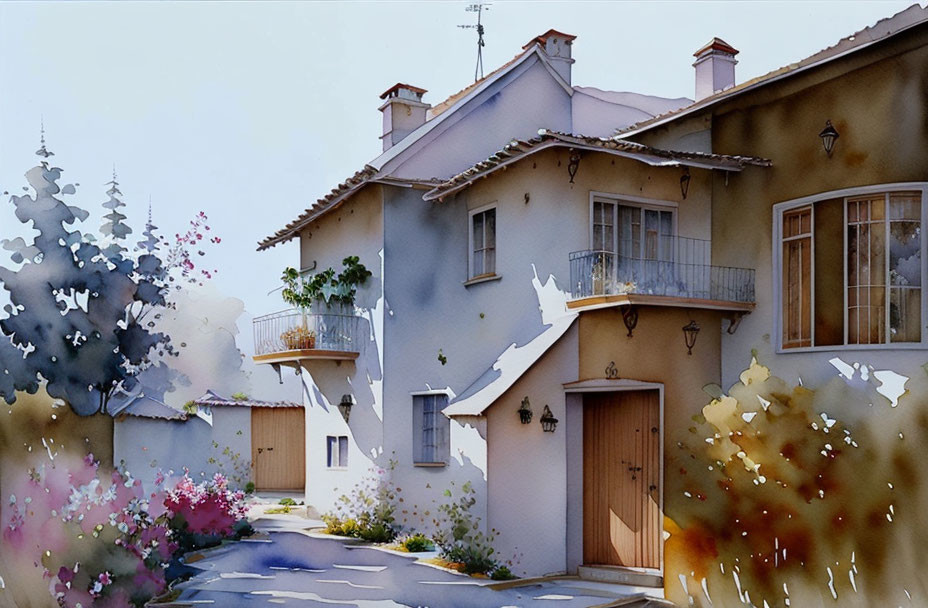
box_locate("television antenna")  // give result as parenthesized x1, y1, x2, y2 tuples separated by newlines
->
(458, 3, 490, 82)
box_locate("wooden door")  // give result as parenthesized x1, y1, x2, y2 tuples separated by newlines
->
(583, 390, 660, 568)
(251, 407, 305, 491)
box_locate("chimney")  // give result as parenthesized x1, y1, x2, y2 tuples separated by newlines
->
(523, 29, 576, 85)
(693, 38, 738, 101)
(379, 83, 430, 152)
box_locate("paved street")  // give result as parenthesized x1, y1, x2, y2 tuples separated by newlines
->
(163, 515, 668, 608)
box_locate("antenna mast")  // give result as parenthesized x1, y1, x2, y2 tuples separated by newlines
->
(458, 3, 490, 82)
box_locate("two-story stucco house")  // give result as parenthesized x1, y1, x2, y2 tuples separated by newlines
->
(255, 6, 928, 587)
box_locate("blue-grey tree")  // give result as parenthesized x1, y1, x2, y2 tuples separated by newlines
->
(0, 139, 169, 415)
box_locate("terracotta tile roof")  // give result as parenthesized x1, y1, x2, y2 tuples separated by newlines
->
(427, 48, 529, 119)
(618, 4, 928, 138)
(257, 166, 378, 251)
(380, 83, 428, 99)
(694, 37, 739, 57)
(423, 129, 771, 201)
(194, 390, 301, 409)
(522, 29, 576, 50)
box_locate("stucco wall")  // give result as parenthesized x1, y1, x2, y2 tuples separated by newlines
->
(485, 323, 579, 577)
(702, 27, 928, 393)
(296, 184, 385, 512)
(382, 145, 715, 570)
(577, 307, 722, 441)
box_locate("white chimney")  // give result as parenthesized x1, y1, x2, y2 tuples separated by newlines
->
(523, 29, 576, 85)
(379, 83, 430, 152)
(693, 38, 739, 101)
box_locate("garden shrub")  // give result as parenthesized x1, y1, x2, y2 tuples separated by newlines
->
(431, 481, 498, 574)
(667, 357, 928, 607)
(490, 565, 516, 580)
(2, 455, 251, 608)
(279, 497, 297, 506)
(322, 463, 400, 543)
(401, 532, 434, 552)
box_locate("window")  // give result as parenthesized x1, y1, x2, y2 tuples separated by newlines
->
(326, 435, 348, 468)
(469, 206, 496, 278)
(412, 393, 450, 465)
(776, 186, 926, 350)
(591, 198, 675, 260)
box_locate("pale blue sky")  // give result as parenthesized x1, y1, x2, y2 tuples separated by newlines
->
(0, 0, 918, 396)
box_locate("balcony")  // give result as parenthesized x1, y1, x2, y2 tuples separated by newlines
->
(568, 237, 755, 311)
(253, 308, 365, 364)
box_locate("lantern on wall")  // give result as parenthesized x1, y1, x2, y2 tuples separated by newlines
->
(680, 167, 691, 199)
(819, 120, 839, 157)
(540, 405, 558, 433)
(518, 396, 533, 424)
(682, 320, 701, 355)
(338, 394, 354, 422)
(567, 149, 581, 183)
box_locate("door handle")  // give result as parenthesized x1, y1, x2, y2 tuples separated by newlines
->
(258, 448, 264, 454)
(267, 447, 274, 452)
(649, 484, 657, 492)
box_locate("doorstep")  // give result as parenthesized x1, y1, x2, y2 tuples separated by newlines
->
(578, 565, 663, 588)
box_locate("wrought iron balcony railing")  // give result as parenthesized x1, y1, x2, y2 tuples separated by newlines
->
(253, 308, 365, 359)
(568, 237, 755, 304)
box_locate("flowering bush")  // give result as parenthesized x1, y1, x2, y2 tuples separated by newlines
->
(2, 455, 251, 608)
(431, 481, 499, 575)
(323, 463, 400, 543)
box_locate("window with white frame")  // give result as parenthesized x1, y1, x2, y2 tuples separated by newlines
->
(776, 185, 926, 350)
(591, 198, 675, 261)
(326, 435, 348, 468)
(412, 393, 450, 465)
(469, 205, 497, 278)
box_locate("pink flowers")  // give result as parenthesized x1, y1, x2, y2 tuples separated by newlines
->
(164, 472, 248, 537)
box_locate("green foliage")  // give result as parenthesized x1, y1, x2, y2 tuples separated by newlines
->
(322, 464, 401, 543)
(490, 565, 516, 580)
(244, 481, 255, 494)
(265, 506, 291, 514)
(432, 481, 498, 574)
(280, 256, 372, 310)
(438, 349, 447, 366)
(279, 497, 297, 506)
(182, 400, 198, 414)
(401, 532, 434, 553)
(230, 392, 249, 401)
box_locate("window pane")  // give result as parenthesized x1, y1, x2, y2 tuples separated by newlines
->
(891, 287, 922, 343)
(327, 436, 336, 467)
(485, 247, 496, 275)
(473, 213, 484, 250)
(338, 436, 349, 468)
(473, 250, 485, 276)
(485, 210, 496, 248)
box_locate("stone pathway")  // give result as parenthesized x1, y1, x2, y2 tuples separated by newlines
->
(158, 513, 671, 607)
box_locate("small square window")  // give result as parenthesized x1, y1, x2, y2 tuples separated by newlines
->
(326, 435, 348, 468)
(413, 394, 450, 465)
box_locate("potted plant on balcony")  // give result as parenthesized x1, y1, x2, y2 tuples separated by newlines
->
(280, 257, 372, 350)
(281, 326, 316, 350)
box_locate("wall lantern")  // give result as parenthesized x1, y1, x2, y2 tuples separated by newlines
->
(819, 120, 839, 157)
(518, 396, 533, 424)
(621, 306, 639, 337)
(338, 394, 354, 422)
(567, 149, 581, 183)
(540, 405, 558, 433)
(680, 167, 691, 200)
(682, 320, 701, 355)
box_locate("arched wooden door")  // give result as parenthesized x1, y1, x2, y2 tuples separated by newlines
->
(583, 390, 661, 568)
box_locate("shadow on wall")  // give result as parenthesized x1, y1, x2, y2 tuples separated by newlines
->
(666, 356, 928, 607)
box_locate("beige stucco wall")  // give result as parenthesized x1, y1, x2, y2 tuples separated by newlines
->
(577, 307, 722, 445)
(635, 26, 928, 394)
